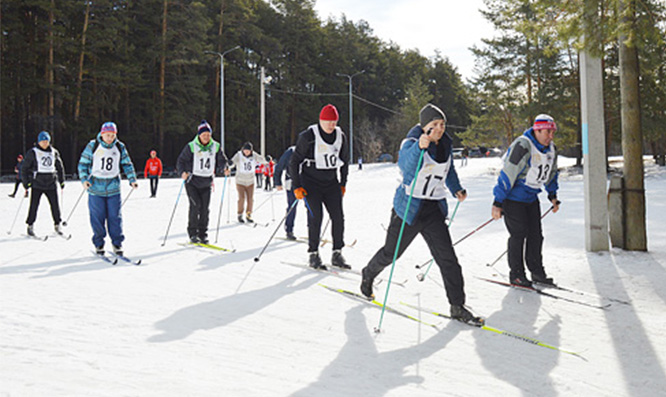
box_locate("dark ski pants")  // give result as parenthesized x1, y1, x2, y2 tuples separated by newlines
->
(26, 188, 61, 226)
(264, 175, 272, 191)
(284, 189, 298, 233)
(304, 182, 344, 252)
(365, 205, 466, 306)
(255, 173, 262, 188)
(502, 199, 546, 280)
(88, 193, 123, 248)
(186, 183, 211, 240)
(149, 176, 159, 197)
(11, 179, 21, 195)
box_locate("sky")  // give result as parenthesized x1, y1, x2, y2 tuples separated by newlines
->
(313, 0, 496, 81)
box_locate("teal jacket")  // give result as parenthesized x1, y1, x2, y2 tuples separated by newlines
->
(78, 134, 137, 197)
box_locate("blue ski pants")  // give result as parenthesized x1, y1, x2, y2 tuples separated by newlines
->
(88, 194, 124, 248)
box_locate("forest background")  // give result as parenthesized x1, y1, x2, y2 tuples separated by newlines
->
(0, 0, 664, 175)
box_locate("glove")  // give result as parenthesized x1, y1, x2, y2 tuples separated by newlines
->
(294, 187, 307, 200)
(341, 186, 346, 196)
(83, 181, 92, 190)
(60, 182, 65, 189)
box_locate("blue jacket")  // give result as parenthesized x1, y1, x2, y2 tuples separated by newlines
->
(78, 134, 137, 197)
(393, 125, 463, 225)
(493, 128, 558, 204)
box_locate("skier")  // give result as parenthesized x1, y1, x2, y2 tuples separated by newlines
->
(491, 114, 560, 287)
(263, 155, 274, 191)
(274, 146, 297, 240)
(8, 154, 27, 198)
(359, 104, 482, 325)
(21, 131, 66, 236)
(229, 141, 265, 223)
(176, 120, 229, 244)
(288, 104, 350, 270)
(144, 149, 163, 198)
(78, 122, 138, 255)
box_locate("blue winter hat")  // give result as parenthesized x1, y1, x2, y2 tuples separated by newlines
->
(198, 120, 212, 135)
(37, 131, 51, 142)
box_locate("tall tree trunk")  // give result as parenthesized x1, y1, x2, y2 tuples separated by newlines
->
(48, 0, 55, 134)
(73, 1, 91, 169)
(159, 0, 168, 155)
(618, 0, 647, 250)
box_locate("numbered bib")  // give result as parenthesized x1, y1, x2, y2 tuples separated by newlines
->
(193, 150, 215, 177)
(312, 124, 343, 170)
(238, 154, 255, 175)
(407, 152, 451, 200)
(91, 144, 121, 178)
(524, 140, 555, 189)
(34, 148, 56, 173)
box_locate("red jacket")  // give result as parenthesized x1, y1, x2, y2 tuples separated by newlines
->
(256, 163, 264, 175)
(263, 161, 275, 177)
(144, 157, 163, 178)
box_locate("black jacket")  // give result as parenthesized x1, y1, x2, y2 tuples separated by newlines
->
(274, 146, 294, 189)
(21, 145, 65, 191)
(176, 137, 228, 189)
(288, 124, 349, 190)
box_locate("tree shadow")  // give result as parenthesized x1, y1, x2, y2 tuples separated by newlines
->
(588, 251, 666, 395)
(290, 305, 462, 397)
(147, 272, 322, 343)
(475, 289, 559, 396)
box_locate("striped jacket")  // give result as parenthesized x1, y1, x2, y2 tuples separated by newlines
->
(78, 134, 137, 197)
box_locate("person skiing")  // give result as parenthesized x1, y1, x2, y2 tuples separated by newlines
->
(491, 114, 560, 287)
(359, 103, 482, 325)
(229, 141, 265, 224)
(144, 149, 163, 198)
(274, 146, 297, 240)
(289, 104, 350, 270)
(78, 122, 138, 255)
(21, 131, 66, 236)
(8, 154, 27, 198)
(176, 120, 229, 244)
(263, 155, 275, 191)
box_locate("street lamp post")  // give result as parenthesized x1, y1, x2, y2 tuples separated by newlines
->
(205, 45, 240, 152)
(336, 70, 365, 163)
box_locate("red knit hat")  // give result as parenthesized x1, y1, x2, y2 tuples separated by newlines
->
(319, 104, 339, 121)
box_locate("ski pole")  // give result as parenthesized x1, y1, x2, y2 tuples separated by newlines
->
(376, 148, 425, 333)
(319, 217, 331, 247)
(6, 193, 27, 235)
(270, 187, 275, 221)
(417, 200, 461, 281)
(62, 187, 86, 226)
(120, 186, 135, 208)
(486, 205, 554, 268)
(215, 175, 229, 243)
(253, 199, 299, 262)
(161, 180, 185, 247)
(303, 196, 314, 217)
(253, 190, 277, 213)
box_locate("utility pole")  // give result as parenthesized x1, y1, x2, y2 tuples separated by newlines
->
(260, 66, 266, 158)
(205, 45, 240, 152)
(336, 70, 365, 163)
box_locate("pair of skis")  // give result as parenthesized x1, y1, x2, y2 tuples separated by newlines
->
(320, 283, 585, 360)
(179, 241, 236, 253)
(280, 261, 407, 288)
(93, 251, 142, 266)
(23, 230, 72, 241)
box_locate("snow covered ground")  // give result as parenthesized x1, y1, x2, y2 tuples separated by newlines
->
(1, 156, 665, 396)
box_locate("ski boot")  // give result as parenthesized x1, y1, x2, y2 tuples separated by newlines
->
(360, 267, 375, 299)
(113, 245, 124, 257)
(309, 251, 326, 270)
(450, 305, 484, 326)
(532, 273, 555, 286)
(54, 223, 63, 234)
(95, 245, 105, 255)
(245, 212, 254, 224)
(285, 231, 297, 241)
(27, 224, 36, 237)
(237, 214, 245, 224)
(189, 235, 200, 244)
(331, 250, 351, 269)
(510, 275, 532, 288)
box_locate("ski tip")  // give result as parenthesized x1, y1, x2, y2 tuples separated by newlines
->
(135, 260, 142, 265)
(253, 257, 260, 262)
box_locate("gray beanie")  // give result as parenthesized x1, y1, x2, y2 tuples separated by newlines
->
(419, 103, 447, 127)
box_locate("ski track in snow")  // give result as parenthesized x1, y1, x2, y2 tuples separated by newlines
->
(1, 156, 665, 396)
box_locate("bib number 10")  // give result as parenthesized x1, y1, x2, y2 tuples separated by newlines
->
(323, 154, 337, 168)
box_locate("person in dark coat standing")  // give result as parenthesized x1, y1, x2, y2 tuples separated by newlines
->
(21, 131, 66, 236)
(289, 104, 350, 270)
(176, 120, 229, 244)
(9, 154, 27, 198)
(274, 146, 297, 240)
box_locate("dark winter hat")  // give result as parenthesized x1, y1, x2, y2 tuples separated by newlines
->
(100, 122, 118, 134)
(242, 142, 253, 151)
(533, 114, 557, 131)
(319, 104, 339, 121)
(37, 130, 51, 142)
(198, 120, 212, 135)
(419, 104, 447, 127)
